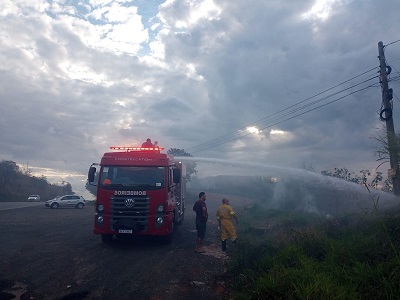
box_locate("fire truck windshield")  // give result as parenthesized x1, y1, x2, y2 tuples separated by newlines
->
(100, 166, 165, 188)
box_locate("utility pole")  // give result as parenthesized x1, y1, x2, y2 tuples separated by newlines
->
(378, 41, 400, 196)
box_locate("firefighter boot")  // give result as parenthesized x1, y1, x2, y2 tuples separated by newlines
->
(222, 240, 227, 252)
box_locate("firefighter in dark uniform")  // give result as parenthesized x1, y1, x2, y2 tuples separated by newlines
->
(141, 138, 154, 147)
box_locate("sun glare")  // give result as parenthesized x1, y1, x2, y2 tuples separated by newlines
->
(302, 0, 341, 21)
(270, 129, 285, 135)
(115, 101, 126, 107)
(246, 126, 261, 134)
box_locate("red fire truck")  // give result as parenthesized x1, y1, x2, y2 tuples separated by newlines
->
(88, 145, 186, 244)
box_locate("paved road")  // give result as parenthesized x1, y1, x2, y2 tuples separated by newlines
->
(0, 201, 44, 211)
(0, 195, 239, 300)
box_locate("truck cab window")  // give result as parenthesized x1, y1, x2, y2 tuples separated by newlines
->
(100, 166, 165, 188)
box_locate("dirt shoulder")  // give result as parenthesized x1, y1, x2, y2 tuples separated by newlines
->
(0, 194, 246, 300)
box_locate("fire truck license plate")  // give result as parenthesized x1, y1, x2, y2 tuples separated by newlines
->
(118, 229, 132, 234)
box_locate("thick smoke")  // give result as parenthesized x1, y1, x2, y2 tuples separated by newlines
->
(181, 156, 399, 216)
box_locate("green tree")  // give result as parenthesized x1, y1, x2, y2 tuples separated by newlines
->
(0, 160, 19, 189)
(321, 167, 361, 183)
(167, 148, 197, 182)
(372, 128, 400, 169)
(59, 181, 73, 195)
(382, 177, 393, 192)
(0, 159, 74, 201)
(371, 127, 400, 193)
(321, 167, 384, 190)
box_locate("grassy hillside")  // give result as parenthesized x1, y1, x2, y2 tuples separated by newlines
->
(0, 160, 73, 201)
(189, 174, 399, 298)
(227, 203, 400, 299)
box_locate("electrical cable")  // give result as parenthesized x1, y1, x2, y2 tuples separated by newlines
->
(187, 67, 379, 152)
(385, 39, 400, 47)
(189, 75, 379, 152)
(192, 83, 377, 153)
(394, 92, 400, 104)
(190, 78, 378, 152)
(384, 51, 400, 83)
(187, 67, 378, 151)
(387, 65, 400, 81)
(256, 76, 379, 126)
(191, 81, 379, 153)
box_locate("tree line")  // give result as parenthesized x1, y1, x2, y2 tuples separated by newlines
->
(0, 160, 73, 202)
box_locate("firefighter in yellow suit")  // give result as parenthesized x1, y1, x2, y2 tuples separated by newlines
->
(216, 198, 238, 252)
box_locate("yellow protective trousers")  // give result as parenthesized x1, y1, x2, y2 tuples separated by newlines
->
(220, 219, 237, 241)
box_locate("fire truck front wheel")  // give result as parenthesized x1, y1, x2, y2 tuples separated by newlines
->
(101, 234, 113, 244)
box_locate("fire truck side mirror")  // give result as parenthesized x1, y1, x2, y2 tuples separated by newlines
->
(173, 169, 181, 184)
(88, 167, 96, 183)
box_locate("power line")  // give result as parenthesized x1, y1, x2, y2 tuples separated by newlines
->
(383, 41, 400, 80)
(389, 75, 400, 82)
(385, 39, 400, 47)
(187, 67, 378, 152)
(192, 83, 377, 153)
(191, 80, 379, 153)
(188, 73, 378, 152)
(254, 76, 379, 127)
(187, 67, 377, 151)
(190, 76, 378, 153)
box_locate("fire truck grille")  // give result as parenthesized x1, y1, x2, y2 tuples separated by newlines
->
(110, 196, 150, 232)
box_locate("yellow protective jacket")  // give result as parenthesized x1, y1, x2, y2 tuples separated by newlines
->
(216, 204, 237, 241)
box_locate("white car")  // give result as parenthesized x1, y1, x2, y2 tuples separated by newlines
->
(28, 195, 40, 202)
(45, 195, 86, 209)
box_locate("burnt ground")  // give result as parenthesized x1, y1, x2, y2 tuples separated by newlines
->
(0, 193, 253, 300)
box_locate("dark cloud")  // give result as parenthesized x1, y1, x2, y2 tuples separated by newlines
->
(1, 0, 400, 196)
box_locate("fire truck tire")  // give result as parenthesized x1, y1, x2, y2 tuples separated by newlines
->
(51, 203, 59, 209)
(101, 234, 113, 244)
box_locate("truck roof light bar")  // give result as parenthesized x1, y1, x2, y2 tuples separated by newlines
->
(110, 146, 165, 151)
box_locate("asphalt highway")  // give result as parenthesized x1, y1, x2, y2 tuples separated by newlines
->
(0, 194, 238, 300)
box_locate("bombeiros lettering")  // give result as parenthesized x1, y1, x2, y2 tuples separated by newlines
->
(114, 191, 147, 196)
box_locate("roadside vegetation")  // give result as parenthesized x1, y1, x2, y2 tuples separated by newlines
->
(0, 160, 73, 202)
(227, 200, 400, 299)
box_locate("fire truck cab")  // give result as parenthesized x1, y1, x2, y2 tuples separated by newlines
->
(88, 146, 186, 244)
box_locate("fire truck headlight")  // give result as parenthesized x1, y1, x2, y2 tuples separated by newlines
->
(97, 204, 104, 212)
(97, 216, 104, 223)
(156, 205, 164, 212)
(156, 217, 163, 224)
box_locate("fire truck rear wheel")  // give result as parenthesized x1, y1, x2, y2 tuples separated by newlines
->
(101, 234, 113, 244)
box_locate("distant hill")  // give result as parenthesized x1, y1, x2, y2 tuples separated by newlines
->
(0, 160, 73, 202)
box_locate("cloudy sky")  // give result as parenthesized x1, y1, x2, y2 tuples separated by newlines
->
(1, 0, 400, 197)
